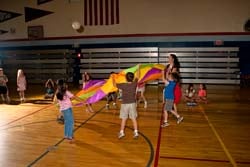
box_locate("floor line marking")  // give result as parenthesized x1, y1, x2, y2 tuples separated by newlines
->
(27, 106, 104, 167)
(154, 104, 165, 167)
(198, 105, 238, 167)
(0, 104, 53, 128)
(160, 155, 250, 164)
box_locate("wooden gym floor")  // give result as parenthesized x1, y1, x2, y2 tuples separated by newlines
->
(0, 84, 249, 167)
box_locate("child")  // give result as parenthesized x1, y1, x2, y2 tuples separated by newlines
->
(44, 79, 55, 100)
(197, 83, 208, 103)
(0, 68, 10, 104)
(106, 91, 117, 109)
(54, 79, 66, 124)
(106, 72, 118, 109)
(54, 79, 83, 143)
(17, 69, 27, 103)
(172, 73, 184, 124)
(112, 64, 140, 139)
(136, 82, 147, 108)
(82, 72, 94, 113)
(184, 83, 197, 106)
(117, 89, 122, 101)
(161, 71, 181, 127)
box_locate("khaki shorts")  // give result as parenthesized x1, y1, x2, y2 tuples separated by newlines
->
(136, 86, 145, 93)
(120, 103, 137, 119)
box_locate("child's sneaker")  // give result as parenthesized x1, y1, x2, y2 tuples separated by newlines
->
(68, 138, 74, 144)
(144, 101, 147, 108)
(161, 121, 170, 127)
(57, 116, 64, 124)
(118, 132, 125, 139)
(133, 132, 139, 139)
(177, 116, 184, 124)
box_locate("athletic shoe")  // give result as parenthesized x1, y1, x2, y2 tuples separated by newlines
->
(118, 132, 125, 139)
(133, 132, 139, 139)
(112, 102, 117, 109)
(161, 122, 170, 127)
(57, 116, 64, 124)
(192, 102, 197, 106)
(177, 116, 184, 124)
(68, 138, 74, 144)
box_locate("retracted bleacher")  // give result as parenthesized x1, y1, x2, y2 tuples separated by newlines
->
(80, 47, 239, 85)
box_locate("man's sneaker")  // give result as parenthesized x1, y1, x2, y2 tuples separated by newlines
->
(118, 132, 125, 139)
(177, 116, 184, 124)
(161, 122, 170, 127)
(133, 132, 139, 139)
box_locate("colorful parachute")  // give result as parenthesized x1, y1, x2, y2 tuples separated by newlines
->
(76, 63, 165, 104)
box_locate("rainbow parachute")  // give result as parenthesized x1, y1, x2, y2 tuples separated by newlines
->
(76, 63, 165, 104)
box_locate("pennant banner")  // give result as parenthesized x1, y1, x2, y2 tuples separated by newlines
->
(25, 7, 53, 22)
(37, 0, 53, 5)
(0, 10, 22, 23)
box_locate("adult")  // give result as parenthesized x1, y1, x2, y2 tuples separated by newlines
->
(0, 68, 10, 104)
(164, 54, 183, 124)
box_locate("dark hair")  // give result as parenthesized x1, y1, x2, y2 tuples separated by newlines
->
(56, 79, 67, 100)
(201, 83, 207, 90)
(56, 91, 64, 100)
(171, 72, 180, 83)
(169, 54, 180, 71)
(188, 83, 194, 92)
(57, 79, 65, 86)
(83, 72, 92, 82)
(126, 72, 134, 82)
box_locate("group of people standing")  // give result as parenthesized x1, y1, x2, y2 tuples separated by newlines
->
(1, 53, 208, 143)
(41, 53, 208, 142)
(0, 68, 27, 104)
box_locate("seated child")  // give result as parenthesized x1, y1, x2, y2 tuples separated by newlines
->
(44, 79, 55, 100)
(197, 83, 208, 104)
(184, 83, 197, 106)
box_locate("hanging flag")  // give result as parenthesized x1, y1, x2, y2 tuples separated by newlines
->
(37, 0, 53, 5)
(84, 0, 120, 26)
(25, 7, 53, 22)
(0, 10, 22, 23)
